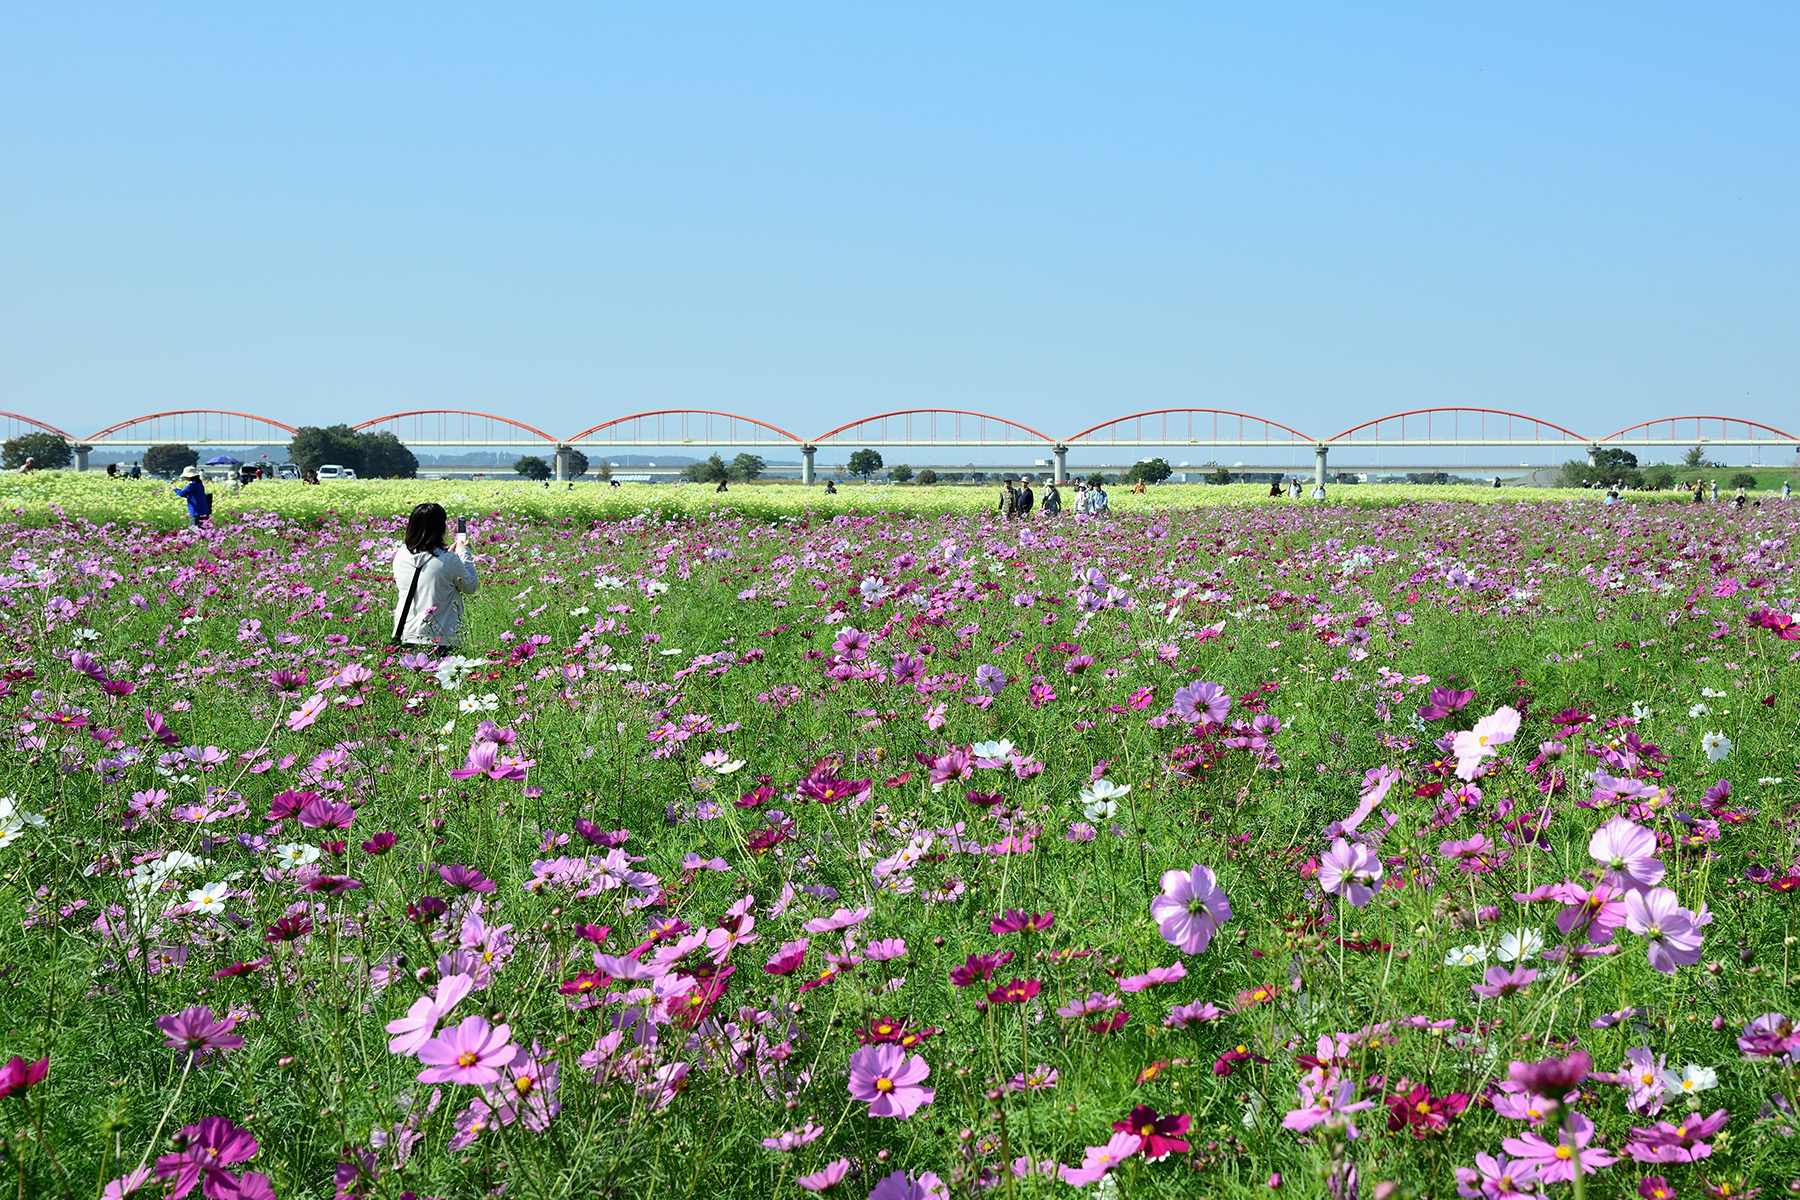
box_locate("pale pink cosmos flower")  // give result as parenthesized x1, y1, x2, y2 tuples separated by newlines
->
(863, 937, 908, 962)
(1622, 887, 1705, 974)
(866, 1169, 948, 1199)
(847, 1043, 934, 1118)
(1588, 818, 1665, 891)
(1149, 864, 1232, 954)
(416, 1015, 519, 1086)
(1119, 963, 1188, 992)
(386, 974, 476, 1056)
(1317, 838, 1383, 907)
(1451, 705, 1521, 780)
(794, 1159, 851, 1192)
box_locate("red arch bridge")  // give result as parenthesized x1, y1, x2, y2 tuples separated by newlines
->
(27, 407, 1799, 483)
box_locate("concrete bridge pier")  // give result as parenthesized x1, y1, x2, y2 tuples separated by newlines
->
(801, 445, 816, 485)
(1053, 444, 1068, 483)
(1314, 443, 1329, 486)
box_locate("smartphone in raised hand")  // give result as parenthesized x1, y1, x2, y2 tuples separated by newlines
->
(456, 518, 469, 534)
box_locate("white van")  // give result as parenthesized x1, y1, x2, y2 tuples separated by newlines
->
(316, 465, 359, 481)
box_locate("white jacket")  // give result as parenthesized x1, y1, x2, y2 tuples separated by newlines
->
(391, 546, 480, 647)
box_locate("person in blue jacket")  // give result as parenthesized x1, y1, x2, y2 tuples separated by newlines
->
(174, 465, 210, 527)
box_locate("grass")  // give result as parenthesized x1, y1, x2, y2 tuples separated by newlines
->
(0, 486, 1796, 1197)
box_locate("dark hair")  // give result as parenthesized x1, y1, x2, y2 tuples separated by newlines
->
(404, 503, 448, 554)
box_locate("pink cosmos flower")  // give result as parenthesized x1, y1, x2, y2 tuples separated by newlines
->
(1454, 1152, 1538, 1200)
(1119, 962, 1188, 992)
(1164, 1000, 1222, 1029)
(764, 938, 809, 976)
(296, 796, 355, 829)
(416, 1016, 519, 1086)
(867, 1170, 948, 1200)
(1470, 965, 1539, 999)
(794, 1159, 851, 1192)
(847, 1043, 934, 1118)
(153, 1117, 258, 1199)
(285, 693, 328, 731)
(1622, 887, 1705, 974)
(1316, 838, 1383, 907)
(385, 974, 475, 1056)
(1501, 1112, 1617, 1182)
(1062, 1131, 1140, 1185)
(1589, 818, 1666, 890)
(863, 937, 907, 961)
(1149, 863, 1232, 954)
(1451, 704, 1520, 779)
(1282, 1077, 1376, 1138)
(761, 1122, 826, 1151)
(156, 1006, 245, 1057)
(1552, 880, 1628, 943)
(802, 906, 872, 935)
(1626, 1108, 1730, 1164)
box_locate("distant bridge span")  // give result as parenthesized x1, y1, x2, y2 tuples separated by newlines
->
(3, 402, 1789, 482)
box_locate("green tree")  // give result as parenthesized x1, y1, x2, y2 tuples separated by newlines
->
(1644, 466, 1677, 490)
(1558, 460, 1598, 488)
(288, 425, 365, 473)
(1126, 458, 1172, 484)
(1087, 472, 1110, 487)
(143, 444, 200, 477)
(682, 454, 730, 483)
(729, 453, 765, 481)
(914, 468, 937, 485)
(514, 455, 552, 481)
(1, 432, 73, 471)
(1730, 472, 1758, 489)
(847, 449, 884, 481)
(1593, 448, 1638, 472)
(593, 459, 612, 481)
(359, 431, 419, 479)
(565, 449, 589, 479)
(1681, 445, 1707, 467)
(889, 463, 914, 482)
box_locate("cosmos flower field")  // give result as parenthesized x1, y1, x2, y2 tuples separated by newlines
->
(3, 484, 1799, 1199)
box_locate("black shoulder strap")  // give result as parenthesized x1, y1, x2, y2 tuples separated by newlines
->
(393, 553, 426, 642)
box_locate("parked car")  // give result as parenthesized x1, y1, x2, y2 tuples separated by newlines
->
(275, 463, 302, 481)
(315, 465, 359, 480)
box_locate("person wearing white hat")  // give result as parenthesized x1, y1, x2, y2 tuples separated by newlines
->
(174, 465, 211, 528)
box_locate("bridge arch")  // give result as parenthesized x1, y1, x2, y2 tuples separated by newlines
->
(0, 412, 75, 442)
(566, 410, 803, 447)
(1328, 407, 1589, 446)
(86, 410, 300, 446)
(811, 409, 1052, 446)
(1063, 408, 1314, 447)
(1599, 415, 1798, 446)
(353, 410, 558, 446)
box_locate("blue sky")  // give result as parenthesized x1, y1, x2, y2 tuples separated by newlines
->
(2, 4, 1795, 453)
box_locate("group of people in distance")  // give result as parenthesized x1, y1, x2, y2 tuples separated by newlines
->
(1267, 475, 1329, 500)
(995, 476, 1113, 518)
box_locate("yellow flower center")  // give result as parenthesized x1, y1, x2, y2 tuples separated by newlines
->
(875, 1077, 894, 1094)
(1554, 1146, 1573, 1161)
(457, 1052, 479, 1067)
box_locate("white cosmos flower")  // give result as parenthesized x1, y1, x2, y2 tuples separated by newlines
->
(1687, 703, 1710, 718)
(1631, 703, 1654, 721)
(0, 797, 46, 828)
(0, 824, 23, 850)
(569, 606, 591, 616)
(595, 575, 626, 590)
(1700, 687, 1727, 698)
(644, 579, 669, 595)
(187, 882, 231, 915)
(1701, 731, 1733, 763)
(1084, 799, 1117, 822)
(971, 739, 1017, 760)
(274, 843, 321, 868)
(1080, 779, 1131, 805)
(1495, 928, 1545, 962)
(1659, 1064, 1718, 1095)
(1444, 944, 1491, 967)
(714, 759, 747, 775)
(658, 648, 684, 657)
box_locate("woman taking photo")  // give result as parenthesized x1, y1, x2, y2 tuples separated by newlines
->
(392, 502, 479, 656)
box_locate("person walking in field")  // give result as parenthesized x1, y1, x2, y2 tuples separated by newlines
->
(174, 466, 210, 527)
(998, 479, 1019, 519)
(1041, 481, 1061, 516)
(1018, 477, 1035, 517)
(392, 502, 479, 657)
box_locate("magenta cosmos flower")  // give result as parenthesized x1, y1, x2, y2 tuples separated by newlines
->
(1316, 838, 1383, 907)
(385, 973, 475, 1055)
(1149, 864, 1232, 954)
(846, 1043, 934, 1118)
(416, 1016, 519, 1086)
(157, 1006, 245, 1057)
